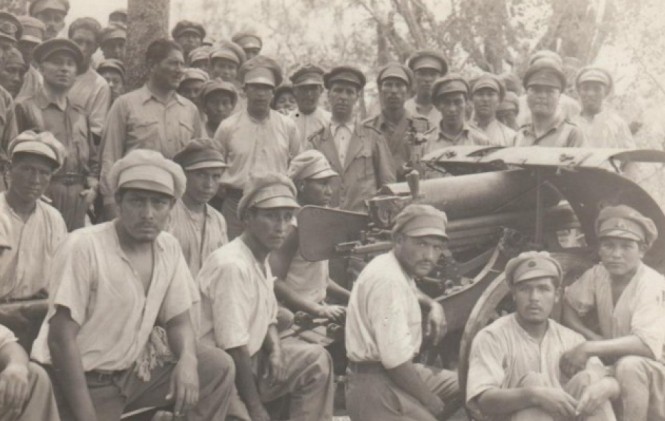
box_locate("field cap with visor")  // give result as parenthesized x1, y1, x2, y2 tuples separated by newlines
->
(323, 65, 366, 90)
(576, 66, 613, 93)
(288, 150, 338, 182)
(376, 62, 413, 87)
(472, 73, 506, 100)
(239, 55, 282, 87)
(432, 73, 470, 100)
(173, 138, 227, 171)
(17, 16, 44, 44)
(237, 173, 300, 219)
(595, 205, 658, 248)
(8, 130, 65, 170)
(505, 251, 563, 287)
(107, 149, 186, 200)
(392, 204, 448, 240)
(290, 64, 325, 87)
(406, 50, 448, 75)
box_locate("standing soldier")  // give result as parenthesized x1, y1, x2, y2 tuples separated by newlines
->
(364, 62, 430, 180)
(67, 17, 112, 144)
(405, 50, 448, 129)
(345, 204, 461, 420)
(16, 16, 45, 102)
(200, 79, 237, 138)
(213, 55, 300, 239)
(424, 74, 489, 154)
(496, 91, 520, 131)
(29, 0, 68, 41)
(15, 39, 98, 231)
(573, 67, 635, 148)
(289, 64, 331, 148)
(231, 32, 262, 60)
(515, 59, 586, 147)
(168, 140, 228, 277)
(96, 58, 125, 104)
(471, 73, 516, 146)
(308, 65, 395, 213)
(209, 41, 246, 112)
(99, 23, 126, 61)
(0, 47, 27, 99)
(178, 67, 209, 107)
(172, 20, 206, 63)
(100, 39, 202, 218)
(188, 46, 212, 73)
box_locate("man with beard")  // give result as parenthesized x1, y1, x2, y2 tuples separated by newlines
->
(100, 39, 202, 219)
(424, 74, 489, 154)
(171, 20, 205, 62)
(515, 59, 585, 147)
(471, 73, 516, 146)
(196, 173, 335, 421)
(364, 62, 430, 180)
(562, 205, 665, 421)
(213, 55, 300, 239)
(308, 65, 394, 213)
(67, 17, 112, 143)
(345, 204, 461, 420)
(0, 47, 27, 98)
(31, 149, 238, 421)
(231, 32, 262, 60)
(15, 38, 97, 231)
(167, 139, 228, 277)
(289, 64, 330, 148)
(16, 16, 45, 102)
(29, 0, 68, 41)
(572, 67, 634, 149)
(405, 50, 448, 129)
(467, 251, 619, 421)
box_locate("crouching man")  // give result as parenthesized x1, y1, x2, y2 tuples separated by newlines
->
(345, 204, 461, 421)
(562, 205, 665, 421)
(30, 149, 237, 421)
(196, 173, 335, 421)
(467, 251, 618, 421)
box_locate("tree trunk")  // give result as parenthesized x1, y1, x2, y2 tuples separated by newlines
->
(126, 0, 170, 90)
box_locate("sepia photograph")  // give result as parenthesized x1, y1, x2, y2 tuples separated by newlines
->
(0, 0, 663, 419)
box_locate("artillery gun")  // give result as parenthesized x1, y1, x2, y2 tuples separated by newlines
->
(297, 145, 665, 417)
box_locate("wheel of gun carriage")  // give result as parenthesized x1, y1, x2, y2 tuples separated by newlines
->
(457, 252, 594, 421)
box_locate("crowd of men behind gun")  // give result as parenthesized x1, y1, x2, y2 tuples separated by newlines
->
(0, 0, 661, 420)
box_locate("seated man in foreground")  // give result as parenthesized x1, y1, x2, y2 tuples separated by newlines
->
(345, 204, 461, 420)
(31, 149, 237, 421)
(467, 251, 618, 421)
(562, 205, 665, 421)
(196, 173, 335, 421)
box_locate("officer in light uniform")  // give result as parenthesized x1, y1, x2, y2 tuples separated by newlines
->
(562, 205, 665, 421)
(289, 64, 331, 148)
(467, 251, 619, 421)
(345, 204, 461, 420)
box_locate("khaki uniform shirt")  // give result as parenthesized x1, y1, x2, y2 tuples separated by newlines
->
(308, 123, 396, 212)
(405, 97, 441, 129)
(100, 85, 203, 203)
(166, 200, 228, 277)
(16, 88, 98, 177)
(291, 107, 331, 149)
(214, 109, 301, 190)
(0, 193, 67, 300)
(565, 263, 665, 362)
(68, 67, 111, 138)
(424, 122, 491, 155)
(197, 237, 278, 356)
(345, 252, 422, 369)
(517, 93, 581, 128)
(31, 222, 197, 371)
(474, 118, 516, 147)
(515, 113, 586, 147)
(572, 108, 635, 149)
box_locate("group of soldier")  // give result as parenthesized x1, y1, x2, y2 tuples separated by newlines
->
(0, 0, 661, 420)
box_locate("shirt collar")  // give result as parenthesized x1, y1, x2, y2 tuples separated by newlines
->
(330, 119, 355, 136)
(521, 110, 566, 138)
(140, 84, 185, 106)
(35, 86, 68, 111)
(438, 121, 471, 142)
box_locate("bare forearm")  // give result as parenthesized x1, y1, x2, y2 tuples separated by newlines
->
(416, 288, 436, 311)
(386, 361, 439, 408)
(326, 279, 350, 303)
(274, 281, 322, 316)
(166, 312, 197, 360)
(562, 302, 603, 340)
(585, 336, 654, 360)
(477, 387, 539, 415)
(262, 325, 282, 356)
(227, 347, 263, 408)
(0, 343, 28, 371)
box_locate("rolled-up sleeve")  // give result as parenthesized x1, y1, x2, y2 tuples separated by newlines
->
(50, 236, 93, 326)
(466, 329, 506, 404)
(208, 263, 251, 351)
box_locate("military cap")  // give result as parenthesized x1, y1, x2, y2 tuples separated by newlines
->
(523, 58, 566, 90)
(0, 12, 22, 44)
(210, 41, 246, 65)
(324, 65, 366, 90)
(431, 73, 470, 99)
(108, 149, 186, 199)
(108, 8, 127, 24)
(288, 150, 338, 182)
(472, 73, 505, 100)
(595, 205, 658, 248)
(406, 50, 448, 74)
(100, 24, 126, 45)
(180, 67, 209, 84)
(0, 213, 10, 250)
(505, 251, 563, 286)
(239, 55, 282, 87)
(575, 66, 613, 93)
(33, 38, 85, 74)
(173, 138, 227, 171)
(68, 16, 102, 41)
(200, 79, 238, 104)
(497, 91, 519, 113)
(9, 130, 66, 170)
(5, 47, 26, 70)
(528, 49, 563, 67)
(376, 62, 413, 87)
(97, 58, 125, 79)
(188, 46, 211, 65)
(171, 20, 206, 40)
(290, 64, 325, 87)
(29, 0, 70, 16)
(501, 72, 521, 95)
(17, 16, 45, 44)
(392, 204, 448, 240)
(237, 173, 299, 219)
(231, 32, 262, 50)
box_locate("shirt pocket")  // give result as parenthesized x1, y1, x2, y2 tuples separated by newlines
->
(353, 146, 374, 179)
(178, 120, 195, 143)
(131, 119, 161, 149)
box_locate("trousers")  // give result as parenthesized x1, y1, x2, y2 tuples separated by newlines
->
(0, 362, 60, 421)
(614, 355, 665, 421)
